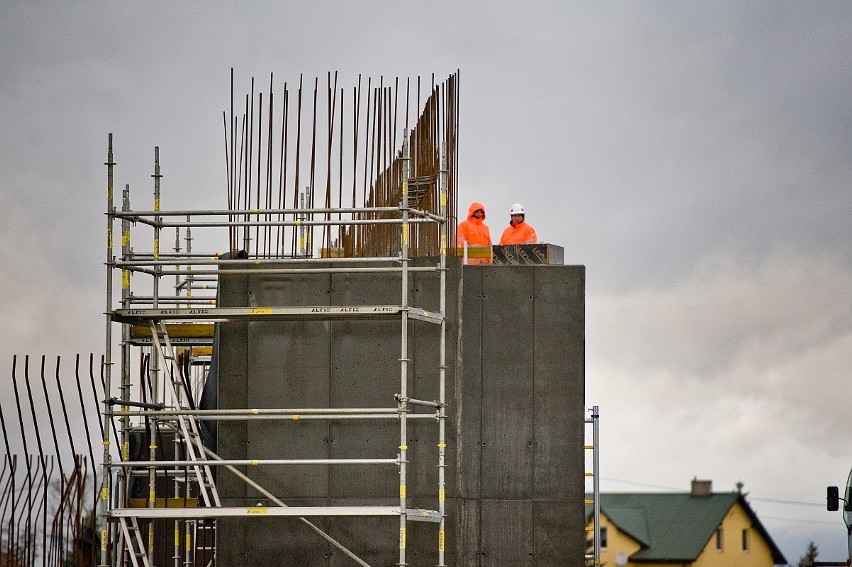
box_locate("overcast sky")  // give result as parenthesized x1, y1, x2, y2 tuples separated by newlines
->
(1, 1, 850, 563)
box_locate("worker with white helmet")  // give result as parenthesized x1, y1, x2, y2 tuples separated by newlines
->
(499, 202, 538, 245)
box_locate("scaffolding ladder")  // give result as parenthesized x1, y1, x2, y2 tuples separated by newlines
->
(148, 320, 220, 509)
(584, 405, 600, 566)
(118, 516, 151, 567)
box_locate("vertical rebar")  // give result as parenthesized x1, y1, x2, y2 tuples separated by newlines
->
(338, 86, 344, 249)
(292, 75, 303, 256)
(266, 73, 274, 258)
(54, 358, 80, 488)
(255, 90, 263, 258)
(230, 67, 236, 253)
(74, 354, 98, 556)
(0, 370, 15, 567)
(0, 459, 9, 565)
(352, 77, 361, 211)
(277, 82, 289, 257)
(23, 356, 47, 567)
(322, 71, 337, 252)
(39, 357, 65, 485)
(243, 92, 251, 253)
(308, 76, 319, 256)
(224, 110, 232, 254)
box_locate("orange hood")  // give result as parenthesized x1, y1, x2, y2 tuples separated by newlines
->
(467, 201, 486, 220)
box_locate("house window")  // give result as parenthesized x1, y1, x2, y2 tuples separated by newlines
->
(600, 527, 608, 550)
(742, 528, 749, 552)
(715, 528, 723, 551)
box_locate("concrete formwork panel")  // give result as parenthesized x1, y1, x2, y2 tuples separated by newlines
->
(480, 266, 536, 501)
(215, 260, 584, 566)
(455, 266, 483, 502)
(454, 265, 585, 565)
(480, 499, 534, 566)
(532, 267, 585, 501)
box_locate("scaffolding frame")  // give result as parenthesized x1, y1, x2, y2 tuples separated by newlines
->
(584, 405, 601, 566)
(99, 134, 450, 567)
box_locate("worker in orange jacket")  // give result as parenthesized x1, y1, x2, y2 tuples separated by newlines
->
(456, 201, 492, 265)
(499, 203, 538, 245)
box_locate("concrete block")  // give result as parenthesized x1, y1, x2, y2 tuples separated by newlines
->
(215, 260, 585, 565)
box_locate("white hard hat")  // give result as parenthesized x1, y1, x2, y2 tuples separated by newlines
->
(509, 203, 525, 215)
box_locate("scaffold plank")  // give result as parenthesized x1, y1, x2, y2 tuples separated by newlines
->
(128, 323, 215, 345)
(407, 307, 443, 324)
(111, 506, 402, 519)
(404, 509, 443, 523)
(130, 323, 215, 339)
(113, 305, 405, 323)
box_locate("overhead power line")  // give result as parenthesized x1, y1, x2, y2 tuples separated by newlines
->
(601, 476, 826, 508)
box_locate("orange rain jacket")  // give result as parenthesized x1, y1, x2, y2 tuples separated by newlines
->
(456, 201, 492, 264)
(499, 220, 538, 245)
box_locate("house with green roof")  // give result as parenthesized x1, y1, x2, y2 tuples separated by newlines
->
(585, 479, 787, 566)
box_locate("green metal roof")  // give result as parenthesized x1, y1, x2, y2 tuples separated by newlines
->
(585, 492, 787, 564)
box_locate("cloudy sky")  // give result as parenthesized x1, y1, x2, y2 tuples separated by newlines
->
(1, 1, 850, 563)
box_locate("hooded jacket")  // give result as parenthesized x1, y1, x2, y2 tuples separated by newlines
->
(499, 218, 538, 245)
(456, 201, 492, 264)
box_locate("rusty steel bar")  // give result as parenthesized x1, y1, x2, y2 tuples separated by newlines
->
(54, 358, 80, 493)
(14, 458, 32, 567)
(282, 81, 289, 258)
(0, 457, 15, 566)
(337, 86, 344, 250)
(75, 354, 99, 563)
(229, 68, 235, 253)
(40, 356, 65, 485)
(265, 73, 274, 259)
(292, 74, 304, 257)
(254, 89, 262, 258)
(322, 71, 337, 253)
(49, 357, 78, 565)
(31, 456, 52, 567)
(24, 357, 49, 566)
(12, 356, 34, 567)
(0, 355, 104, 566)
(0, 388, 15, 566)
(308, 76, 319, 255)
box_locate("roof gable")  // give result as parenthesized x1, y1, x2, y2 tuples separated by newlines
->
(602, 506, 650, 546)
(588, 492, 739, 561)
(587, 492, 786, 563)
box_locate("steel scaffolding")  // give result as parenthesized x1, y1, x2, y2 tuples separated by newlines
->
(99, 127, 450, 566)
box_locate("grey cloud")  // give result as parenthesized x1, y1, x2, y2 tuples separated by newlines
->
(2, 1, 851, 562)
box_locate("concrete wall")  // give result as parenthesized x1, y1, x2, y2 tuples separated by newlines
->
(215, 259, 585, 566)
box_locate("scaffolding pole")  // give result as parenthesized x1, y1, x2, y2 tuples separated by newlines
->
(99, 133, 115, 567)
